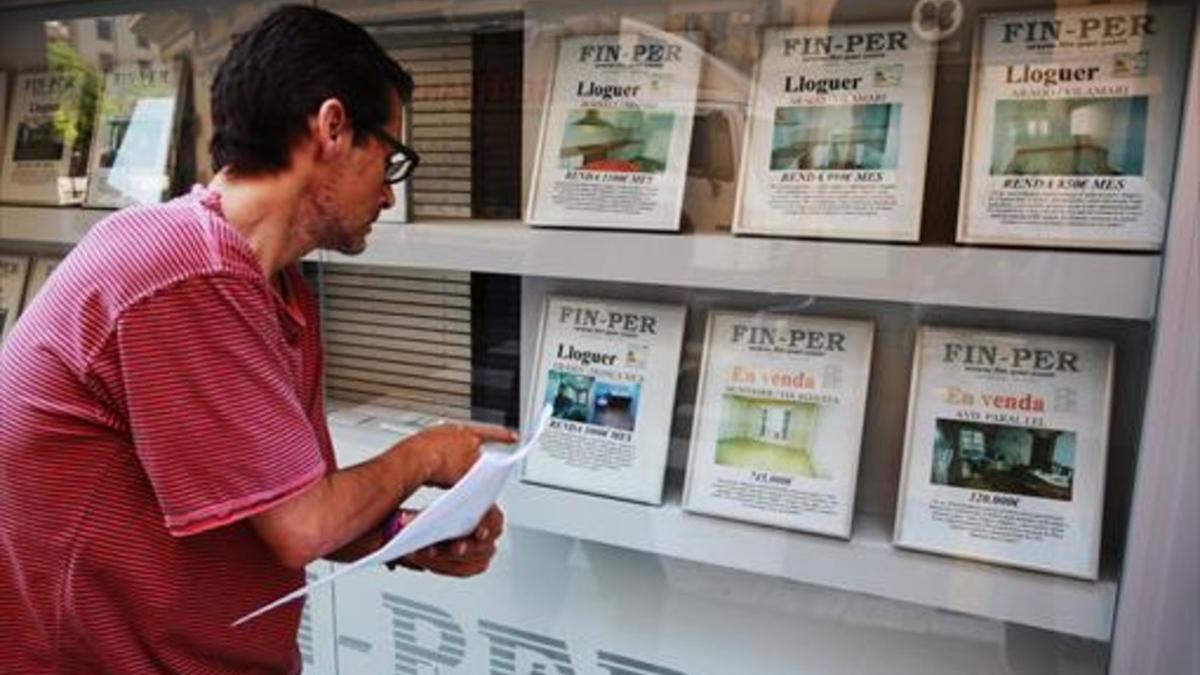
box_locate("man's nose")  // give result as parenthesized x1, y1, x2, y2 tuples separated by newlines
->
(381, 182, 396, 210)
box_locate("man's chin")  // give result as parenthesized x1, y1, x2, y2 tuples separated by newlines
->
(320, 233, 369, 256)
(333, 238, 369, 256)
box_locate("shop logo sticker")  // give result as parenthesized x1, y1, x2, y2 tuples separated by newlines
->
(366, 593, 690, 675)
(911, 0, 963, 43)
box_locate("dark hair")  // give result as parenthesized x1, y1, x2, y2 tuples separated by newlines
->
(209, 5, 413, 175)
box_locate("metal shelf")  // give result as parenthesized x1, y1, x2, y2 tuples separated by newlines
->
(327, 416, 1117, 641)
(324, 220, 1160, 319)
(0, 205, 114, 246)
(1, 207, 1160, 319)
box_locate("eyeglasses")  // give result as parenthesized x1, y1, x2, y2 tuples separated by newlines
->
(368, 127, 420, 184)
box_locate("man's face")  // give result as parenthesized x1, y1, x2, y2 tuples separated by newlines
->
(315, 91, 403, 255)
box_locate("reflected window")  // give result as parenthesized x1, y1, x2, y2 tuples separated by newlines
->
(960, 428, 985, 457)
(96, 18, 113, 42)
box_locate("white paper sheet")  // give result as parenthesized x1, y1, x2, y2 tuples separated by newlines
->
(234, 405, 552, 627)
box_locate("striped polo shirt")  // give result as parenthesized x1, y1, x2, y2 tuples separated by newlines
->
(0, 185, 335, 674)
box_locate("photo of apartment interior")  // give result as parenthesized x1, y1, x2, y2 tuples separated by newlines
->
(769, 103, 897, 171)
(932, 419, 1076, 501)
(715, 394, 822, 477)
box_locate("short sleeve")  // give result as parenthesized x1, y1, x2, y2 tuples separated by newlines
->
(116, 274, 327, 536)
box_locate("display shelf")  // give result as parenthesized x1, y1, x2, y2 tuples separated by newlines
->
(326, 416, 1117, 642)
(324, 220, 1160, 319)
(500, 479, 1117, 642)
(0, 205, 114, 245)
(1, 206, 1161, 320)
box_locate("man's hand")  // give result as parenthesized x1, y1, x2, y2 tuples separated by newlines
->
(390, 506, 504, 577)
(402, 423, 519, 488)
(256, 421, 517, 570)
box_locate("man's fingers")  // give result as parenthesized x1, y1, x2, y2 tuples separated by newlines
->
(485, 505, 504, 527)
(446, 540, 494, 560)
(428, 561, 488, 578)
(463, 424, 519, 444)
(386, 554, 426, 572)
(402, 537, 497, 578)
(390, 552, 488, 578)
(414, 539, 494, 560)
(407, 545, 495, 572)
(475, 507, 504, 541)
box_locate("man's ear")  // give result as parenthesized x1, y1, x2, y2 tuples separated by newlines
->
(312, 98, 351, 159)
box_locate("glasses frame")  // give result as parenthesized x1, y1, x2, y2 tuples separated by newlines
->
(368, 127, 420, 185)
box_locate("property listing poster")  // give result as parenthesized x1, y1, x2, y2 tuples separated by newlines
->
(0, 71, 91, 205)
(86, 62, 183, 208)
(523, 296, 686, 504)
(958, 3, 1192, 249)
(735, 23, 936, 241)
(894, 327, 1114, 579)
(527, 32, 702, 230)
(683, 312, 874, 538)
(0, 255, 30, 343)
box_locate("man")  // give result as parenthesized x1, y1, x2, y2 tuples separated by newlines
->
(0, 6, 512, 673)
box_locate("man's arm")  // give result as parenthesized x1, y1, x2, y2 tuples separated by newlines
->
(324, 524, 387, 564)
(250, 423, 516, 569)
